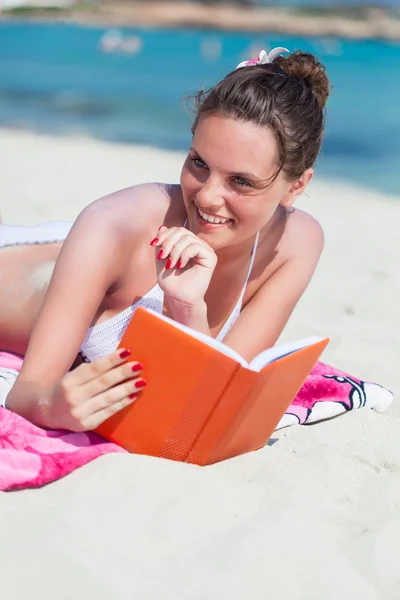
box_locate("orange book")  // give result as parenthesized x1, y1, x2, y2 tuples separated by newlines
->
(95, 307, 329, 465)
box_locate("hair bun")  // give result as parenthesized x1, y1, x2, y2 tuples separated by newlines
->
(274, 51, 331, 109)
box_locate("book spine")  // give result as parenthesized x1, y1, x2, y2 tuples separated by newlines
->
(185, 366, 258, 466)
(205, 370, 273, 464)
(157, 354, 237, 463)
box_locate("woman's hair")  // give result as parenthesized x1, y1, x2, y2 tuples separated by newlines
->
(191, 51, 331, 183)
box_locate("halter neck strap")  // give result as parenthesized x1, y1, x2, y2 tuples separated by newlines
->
(184, 217, 259, 294)
(240, 231, 259, 299)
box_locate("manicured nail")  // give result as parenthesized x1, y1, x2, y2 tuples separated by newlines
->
(129, 393, 139, 400)
(119, 349, 131, 359)
(177, 259, 182, 269)
(149, 237, 159, 246)
(157, 249, 164, 260)
(165, 258, 172, 270)
(134, 379, 147, 389)
(131, 362, 143, 372)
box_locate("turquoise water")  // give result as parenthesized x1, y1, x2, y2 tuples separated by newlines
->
(0, 21, 398, 195)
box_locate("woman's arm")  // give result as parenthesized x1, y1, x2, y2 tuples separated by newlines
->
(222, 215, 324, 361)
(6, 203, 124, 424)
(7, 183, 173, 429)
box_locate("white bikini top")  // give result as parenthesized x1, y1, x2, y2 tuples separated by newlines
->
(80, 231, 259, 362)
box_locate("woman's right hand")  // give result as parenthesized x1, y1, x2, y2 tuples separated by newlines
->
(44, 349, 146, 432)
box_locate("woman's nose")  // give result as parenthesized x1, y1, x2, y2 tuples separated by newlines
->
(196, 178, 224, 209)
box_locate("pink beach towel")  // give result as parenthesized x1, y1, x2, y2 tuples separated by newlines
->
(0, 352, 394, 491)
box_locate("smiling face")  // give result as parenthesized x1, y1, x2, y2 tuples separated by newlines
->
(180, 111, 312, 248)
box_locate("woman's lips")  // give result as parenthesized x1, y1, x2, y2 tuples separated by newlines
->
(195, 205, 233, 228)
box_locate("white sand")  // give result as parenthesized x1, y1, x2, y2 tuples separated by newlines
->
(0, 129, 399, 599)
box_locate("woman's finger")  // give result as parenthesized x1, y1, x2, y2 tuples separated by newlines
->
(79, 359, 143, 399)
(176, 242, 217, 270)
(153, 227, 197, 261)
(64, 348, 135, 387)
(163, 234, 201, 269)
(81, 393, 141, 431)
(83, 376, 146, 420)
(149, 224, 167, 245)
(149, 225, 179, 249)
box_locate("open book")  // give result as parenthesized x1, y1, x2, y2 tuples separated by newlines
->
(95, 307, 329, 465)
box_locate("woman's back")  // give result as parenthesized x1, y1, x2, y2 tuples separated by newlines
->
(0, 241, 62, 355)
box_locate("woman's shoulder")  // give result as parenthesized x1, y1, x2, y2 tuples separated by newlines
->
(257, 206, 324, 279)
(285, 207, 324, 248)
(277, 207, 324, 262)
(77, 183, 185, 249)
(259, 206, 324, 264)
(81, 182, 184, 233)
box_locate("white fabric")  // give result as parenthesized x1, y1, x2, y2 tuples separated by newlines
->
(81, 283, 164, 362)
(0, 368, 19, 408)
(0, 222, 72, 248)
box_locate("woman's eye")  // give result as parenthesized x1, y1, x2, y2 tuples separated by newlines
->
(191, 157, 207, 169)
(234, 177, 252, 188)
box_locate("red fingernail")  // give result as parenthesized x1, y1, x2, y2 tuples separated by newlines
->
(149, 237, 159, 246)
(157, 249, 164, 260)
(165, 258, 172, 270)
(177, 259, 182, 269)
(119, 349, 131, 359)
(131, 363, 143, 372)
(135, 379, 147, 389)
(129, 393, 139, 400)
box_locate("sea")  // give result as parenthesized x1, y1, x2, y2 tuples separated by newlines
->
(0, 21, 399, 195)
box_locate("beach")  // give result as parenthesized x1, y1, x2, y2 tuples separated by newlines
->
(0, 128, 399, 598)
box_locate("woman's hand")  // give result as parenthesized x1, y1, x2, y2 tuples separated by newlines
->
(43, 349, 146, 432)
(150, 225, 217, 309)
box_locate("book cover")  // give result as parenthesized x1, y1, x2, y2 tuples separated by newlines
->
(95, 308, 240, 458)
(95, 307, 328, 464)
(188, 338, 329, 465)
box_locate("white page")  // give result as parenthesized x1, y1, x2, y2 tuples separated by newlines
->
(144, 309, 322, 372)
(144, 309, 249, 367)
(249, 336, 323, 372)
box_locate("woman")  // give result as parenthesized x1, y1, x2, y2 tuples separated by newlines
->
(0, 48, 330, 432)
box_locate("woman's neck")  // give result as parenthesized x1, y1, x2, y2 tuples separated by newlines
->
(215, 233, 257, 270)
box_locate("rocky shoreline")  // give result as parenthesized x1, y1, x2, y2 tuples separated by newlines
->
(2, 1, 400, 41)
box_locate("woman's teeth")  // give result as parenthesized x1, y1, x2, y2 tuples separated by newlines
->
(197, 207, 231, 224)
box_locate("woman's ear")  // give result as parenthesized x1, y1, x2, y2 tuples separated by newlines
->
(280, 168, 314, 207)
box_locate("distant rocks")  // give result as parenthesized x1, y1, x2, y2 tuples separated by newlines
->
(95, 2, 400, 41)
(2, 1, 400, 41)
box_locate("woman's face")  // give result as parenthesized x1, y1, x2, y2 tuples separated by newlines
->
(180, 111, 308, 248)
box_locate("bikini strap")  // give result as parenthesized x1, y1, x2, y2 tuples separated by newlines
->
(183, 216, 258, 299)
(239, 231, 259, 301)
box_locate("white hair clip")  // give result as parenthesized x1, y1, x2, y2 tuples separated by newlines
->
(236, 47, 289, 70)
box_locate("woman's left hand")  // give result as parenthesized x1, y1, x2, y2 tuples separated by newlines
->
(150, 225, 217, 309)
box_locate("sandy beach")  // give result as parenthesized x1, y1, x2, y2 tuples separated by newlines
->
(0, 128, 399, 599)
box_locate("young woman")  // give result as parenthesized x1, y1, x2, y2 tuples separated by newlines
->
(0, 48, 330, 432)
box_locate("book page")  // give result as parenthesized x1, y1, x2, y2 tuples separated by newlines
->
(249, 336, 323, 372)
(144, 309, 323, 374)
(144, 309, 249, 367)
